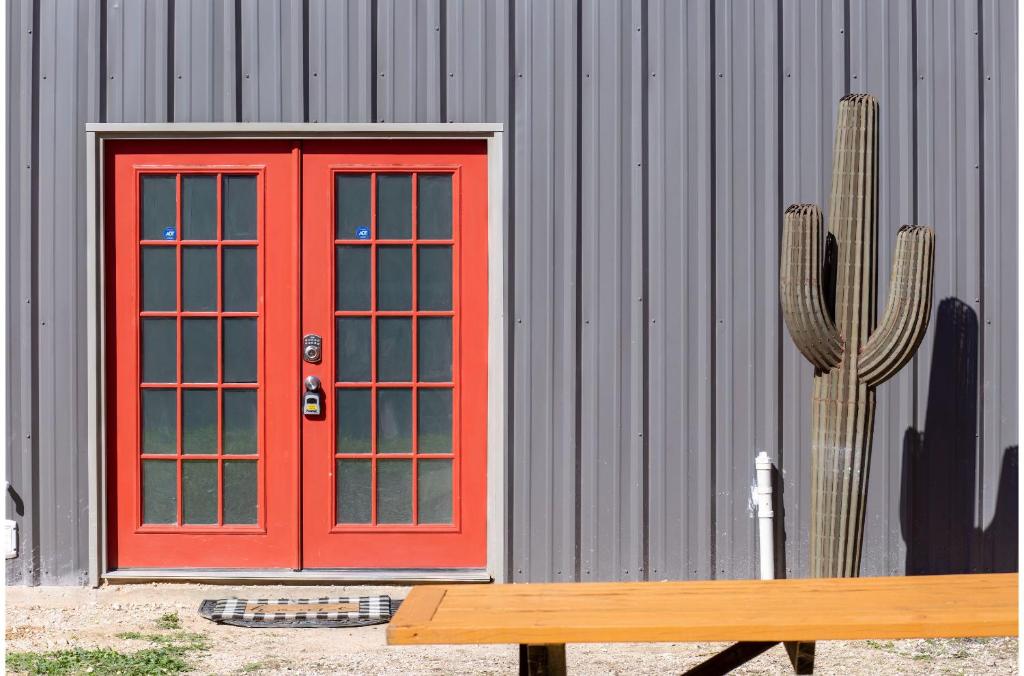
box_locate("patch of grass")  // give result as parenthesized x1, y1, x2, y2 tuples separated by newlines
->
(865, 639, 896, 652)
(239, 657, 286, 674)
(155, 612, 181, 630)
(8, 631, 208, 675)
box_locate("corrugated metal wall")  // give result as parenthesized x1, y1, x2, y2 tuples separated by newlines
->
(6, 0, 1017, 585)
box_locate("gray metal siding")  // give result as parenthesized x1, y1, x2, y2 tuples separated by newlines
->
(6, 0, 1017, 585)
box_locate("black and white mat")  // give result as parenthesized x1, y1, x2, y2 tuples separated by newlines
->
(198, 595, 400, 628)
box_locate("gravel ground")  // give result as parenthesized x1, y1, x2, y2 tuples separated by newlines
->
(5, 584, 1018, 675)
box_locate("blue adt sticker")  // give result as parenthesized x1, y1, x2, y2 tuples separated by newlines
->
(162, 226, 176, 241)
(356, 226, 370, 240)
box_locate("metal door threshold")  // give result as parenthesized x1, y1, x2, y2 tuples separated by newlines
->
(103, 568, 492, 584)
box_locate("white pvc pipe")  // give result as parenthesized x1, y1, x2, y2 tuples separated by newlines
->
(754, 452, 775, 580)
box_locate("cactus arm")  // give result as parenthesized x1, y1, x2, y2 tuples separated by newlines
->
(858, 225, 936, 387)
(779, 204, 844, 371)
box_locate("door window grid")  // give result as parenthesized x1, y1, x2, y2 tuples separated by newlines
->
(334, 171, 457, 528)
(138, 171, 262, 529)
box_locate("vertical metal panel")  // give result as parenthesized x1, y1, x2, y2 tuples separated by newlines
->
(578, 0, 645, 582)
(6, 0, 1018, 585)
(979, 0, 1018, 573)
(848, 0, 917, 577)
(376, 0, 441, 123)
(509, 0, 577, 582)
(7, 0, 39, 586)
(444, 0, 508, 123)
(778, 0, 850, 580)
(173, 0, 237, 122)
(645, 0, 714, 581)
(239, 0, 304, 122)
(106, 0, 171, 122)
(307, 0, 373, 123)
(712, 0, 783, 581)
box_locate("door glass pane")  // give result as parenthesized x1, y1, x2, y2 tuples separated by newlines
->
(223, 247, 256, 312)
(377, 174, 412, 239)
(377, 388, 411, 453)
(335, 245, 370, 311)
(418, 389, 452, 452)
(377, 318, 411, 382)
(376, 246, 411, 310)
(335, 174, 371, 240)
(142, 460, 177, 524)
(336, 459, 371, 524)
(141, 175, 176, 241)
(417, 246, 452, 310)
(182, 318, 217, 383)
(141, 318, 177, 383)
(336, 388, 371, 453)
(418, 317, 452, 382)
(141, 389, 176, 454)
(418, 459, 452, 524)
(417, 174, 452, 239)
(223, 175, 257, 240)
(336, 318, 370, 382)
(141, 247, 176, 311)
(182, 246, 217, 311)
(223, 461, 257, 524)
(223, 389, 257, 455)
(182, 389, 217, 454)
(182, 460, 217, 524)
(182, 175, 217, 240)
(223, 318, 257, 382)
(377, 460, 412, 524)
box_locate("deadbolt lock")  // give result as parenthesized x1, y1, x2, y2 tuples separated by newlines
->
(303, 334, 322, 363)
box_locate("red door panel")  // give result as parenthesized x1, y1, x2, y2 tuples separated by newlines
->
(300, 141, 488, 568)
(107, 139, 487, 571)
(107, 141, 300, 569)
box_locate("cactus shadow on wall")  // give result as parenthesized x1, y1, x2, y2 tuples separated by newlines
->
(899, 297, 1018, 574)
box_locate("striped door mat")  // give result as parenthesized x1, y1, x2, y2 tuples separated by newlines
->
(198, 595, 400, 628)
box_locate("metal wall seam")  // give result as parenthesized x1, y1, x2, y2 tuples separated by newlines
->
(376, 0, 442, 123)
(509, 0, 577, 582)
(644, 0, 715, 582)
(578, 0, 645, 582)
(307, 0, 373, 124)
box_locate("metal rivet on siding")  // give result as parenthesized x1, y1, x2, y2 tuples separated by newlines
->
(449, 73, 454, 77)
(27, 29, 31, 34)
(839, 29, 844, 34)
(718, 73, 724, 78)
(177, 74, 182, 79)
(245, 73, 250, 78)
(379, 72, 385, 77)
(313, 72, 318, 77)
(517, 72, 523, 78)
(42, 75, 46, 79)
(853, 75, 858, 79)
(987, 75, 992, 80)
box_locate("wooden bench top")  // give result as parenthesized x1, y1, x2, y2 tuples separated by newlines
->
(388, 573, 1018, 645)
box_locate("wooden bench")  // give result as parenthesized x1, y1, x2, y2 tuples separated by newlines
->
(388, 572, 1017, 675)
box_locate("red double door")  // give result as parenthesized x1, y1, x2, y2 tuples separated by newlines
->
(107, 140, 488, 570)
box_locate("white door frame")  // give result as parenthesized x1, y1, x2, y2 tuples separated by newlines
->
(84, 123, 506, 585)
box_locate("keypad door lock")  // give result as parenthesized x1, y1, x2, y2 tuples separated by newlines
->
(303, 334, 322, 363)
(302, 375, 323, 417)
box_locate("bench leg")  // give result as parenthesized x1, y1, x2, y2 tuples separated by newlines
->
(784, 641, 815, 674)
(519, 643, 567, 676)
(682, 641, 778, 675)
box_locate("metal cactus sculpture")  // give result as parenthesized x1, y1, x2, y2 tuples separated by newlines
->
(780, 94, 936, 577)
